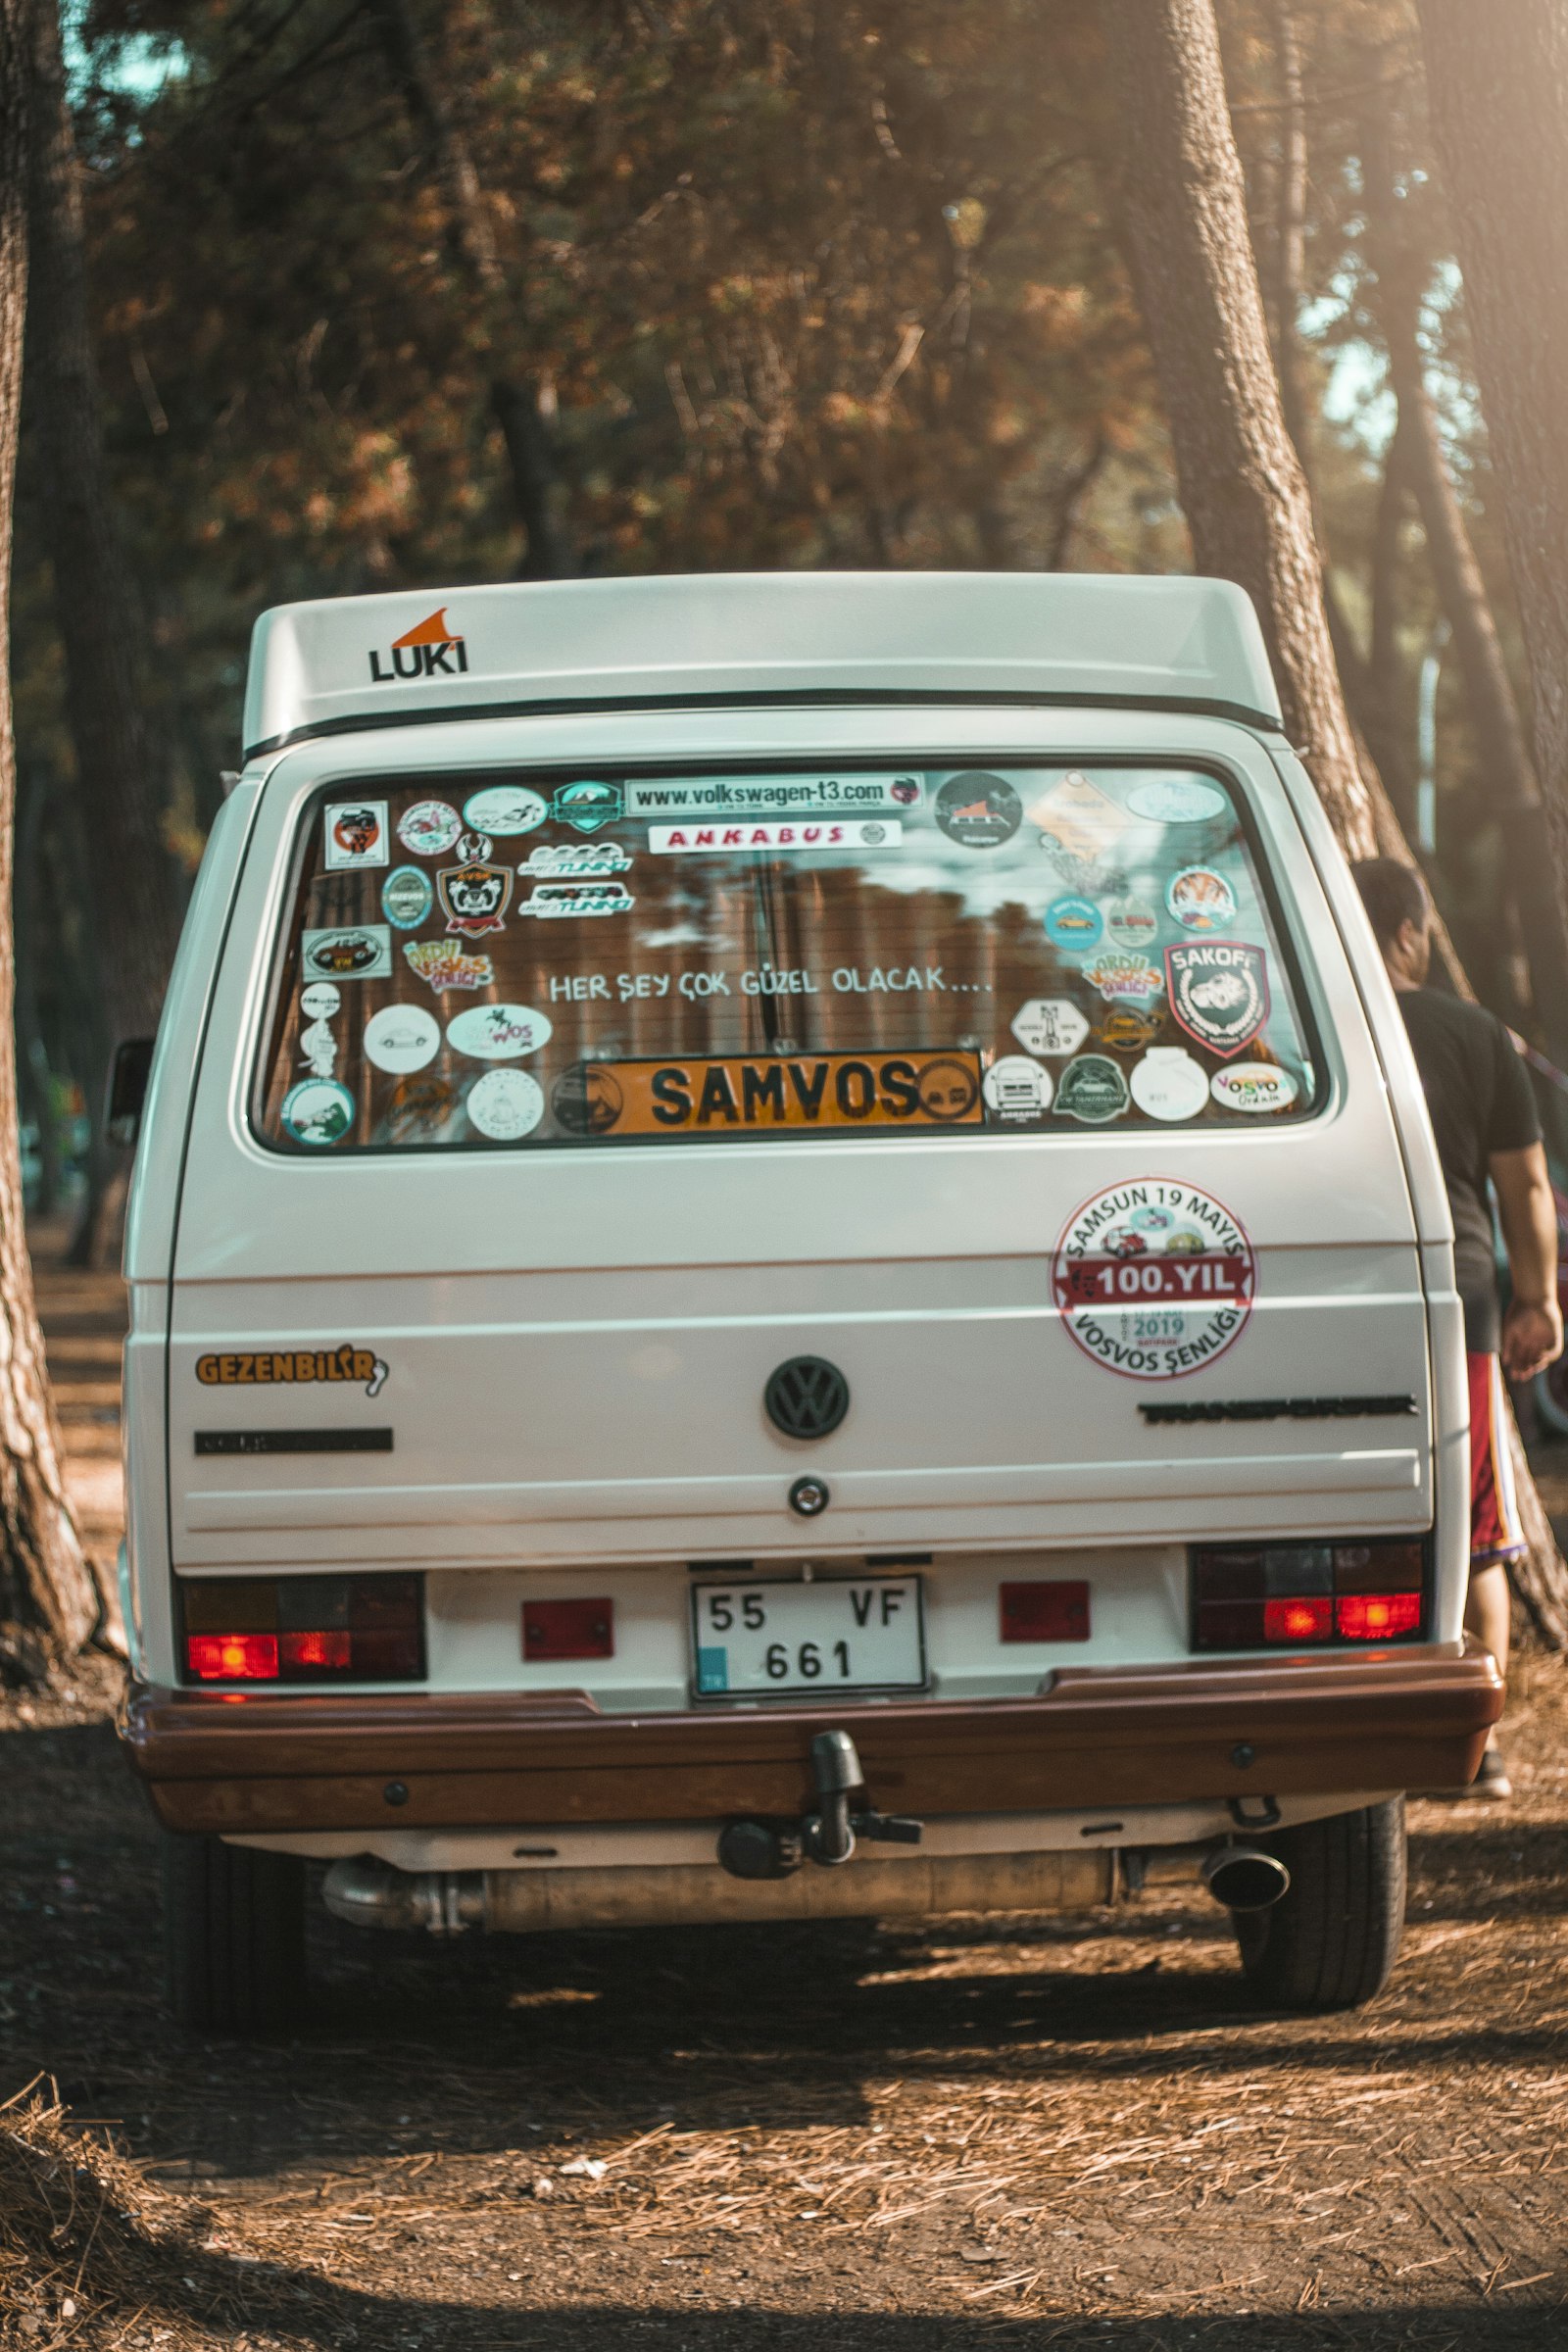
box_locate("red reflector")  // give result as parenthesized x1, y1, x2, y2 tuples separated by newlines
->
(280, 1629, 353, 1671)
(999, 1580, 1091, 1642)
(186, 1633, 278, 1681)
(1262, 1596, 1332, 1644)
(1336, 1591, 1421, 1641)
(522, 1597, 613, 1662)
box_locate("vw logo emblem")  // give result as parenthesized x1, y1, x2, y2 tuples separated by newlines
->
(764, 1355, 851, 1441)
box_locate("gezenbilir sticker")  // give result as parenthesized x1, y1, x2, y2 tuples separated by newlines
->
(1053, 1054, 1131, 1124)
(581, 1050, 984, 1135)
(1052, 1179, 1256, 1380)
(196, 1343, 389, 1396)
(1165, 941, 1269, 1058)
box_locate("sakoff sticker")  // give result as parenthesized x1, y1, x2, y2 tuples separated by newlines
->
(323, 801, 388, 870)
(1010, 998, 1089, 1057)
(1052, 1178, 1256, 1380)
(466, 1068, 546, 1141)
(1211, 1063, 1299, 1114)
(396, 800, 463, 858)
(983, 1056, 1054, 1122)
(1165, 941, 1269, 1058)
(363, 1004, 441, 1075)
(445, 1002, 552, 1060)
(1130, 1048, 1209, 1122)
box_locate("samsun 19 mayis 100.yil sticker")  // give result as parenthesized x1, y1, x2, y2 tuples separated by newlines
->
(1052, 1180, 1256, 1380)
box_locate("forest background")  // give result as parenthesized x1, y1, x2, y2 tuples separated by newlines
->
(15, 0, 1564, 1244)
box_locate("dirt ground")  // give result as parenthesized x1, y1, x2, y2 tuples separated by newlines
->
(3, 1230, 1566, 2351)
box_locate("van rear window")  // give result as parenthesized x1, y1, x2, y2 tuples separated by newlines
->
(254, 765, 1321, 1152)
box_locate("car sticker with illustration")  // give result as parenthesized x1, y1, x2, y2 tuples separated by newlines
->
(300, 926, 393, 981)
(1053, 1055, 1131, 1123)
(396, 800, 463, 858)
(323, 801, 389, 870)
(1052, 1178, 1256, 1380)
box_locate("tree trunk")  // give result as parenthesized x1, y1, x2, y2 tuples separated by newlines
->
(1103, 0, 1375, 855)
(0, 0, 95, 1688)
(364, 0, 575, 579)
(1414, 0, 1568, 993)
(25, 0, 186, 1047)
(1104, 0, 1568, 1646)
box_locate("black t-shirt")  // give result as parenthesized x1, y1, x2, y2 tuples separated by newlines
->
(1397, 988, 1541, 1351)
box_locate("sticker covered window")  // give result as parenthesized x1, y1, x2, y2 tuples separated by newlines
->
(253, 765, 1322, 1151)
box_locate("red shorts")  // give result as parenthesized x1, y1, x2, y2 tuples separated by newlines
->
(1468, 1350, 1525, 1565)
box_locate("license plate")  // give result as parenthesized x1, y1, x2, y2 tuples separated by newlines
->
(691, 1576, 926, 1698)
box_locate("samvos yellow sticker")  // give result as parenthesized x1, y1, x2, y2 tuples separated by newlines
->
(585, 1051, 983, 1135)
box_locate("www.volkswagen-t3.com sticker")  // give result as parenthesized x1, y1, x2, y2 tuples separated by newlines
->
(1164, 942, 1269, 1058)
(196, 1344, 389, 1396)
(1052, 1179, 1255, 1380)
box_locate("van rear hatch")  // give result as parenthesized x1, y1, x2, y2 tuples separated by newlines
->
(165, 713, 1431, 1690)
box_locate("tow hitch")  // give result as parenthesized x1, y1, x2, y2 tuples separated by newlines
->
(716, 1729, 923, 1880)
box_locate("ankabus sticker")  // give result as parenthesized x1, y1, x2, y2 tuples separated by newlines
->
(1052, 1179, 1255, 1381)
(196, 1344, 389, 1396)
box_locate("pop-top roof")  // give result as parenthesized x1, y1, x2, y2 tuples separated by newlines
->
(241, 571, 1282, 760)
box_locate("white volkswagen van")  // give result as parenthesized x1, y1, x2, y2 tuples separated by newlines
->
(115, 573, 1501, 2033)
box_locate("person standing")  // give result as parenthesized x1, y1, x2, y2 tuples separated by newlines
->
(1353, 860, 1562, 1798)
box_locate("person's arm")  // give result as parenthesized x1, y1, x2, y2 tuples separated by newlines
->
(1491, 1141, 1563, 1379)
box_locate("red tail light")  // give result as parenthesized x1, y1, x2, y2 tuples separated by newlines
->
(523, 1597, 613, 1661)
(1192, 1542, 1425, 1651)
(179, 1575, 424, 1684)
(1336, 1591, 1422, 1641)
(999, 1580, 1091, 1642)
(186, 1633, 278, 1682)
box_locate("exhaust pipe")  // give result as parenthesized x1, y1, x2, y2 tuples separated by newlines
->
(1199, 1845, 1291, 1914)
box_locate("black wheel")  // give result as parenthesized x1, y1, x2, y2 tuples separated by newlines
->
(162, 1834, 307, 2034)
(1234, 1798, 1406, 2012)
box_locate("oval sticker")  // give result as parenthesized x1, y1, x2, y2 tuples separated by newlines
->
(1211, 1063, 1299, 1115)
(1052, 1179, 1256, 1380)
(1127, 777, 1229, 825)
(382, 865, 434, 930)
(397, 800, 463, 858)
(445, 1002, 553, 1060)
(463, 784, 548, 837)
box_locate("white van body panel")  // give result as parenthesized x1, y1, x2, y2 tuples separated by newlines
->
(142, 698, 1450, 1690)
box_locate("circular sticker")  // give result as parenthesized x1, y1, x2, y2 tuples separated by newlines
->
(1167, 867, 1238, 932)
(934, 772, 1022, 850)
(1053, 1054, 1131, 1124)
(1127, 777, 1229, 825)
(463, 784, 548, 837)
(280, 1077, 355, 1147)
(554, 1063, 624, 1135)
(983, 1055, 1054, 1123)
(916, 1056, 983, 1121)
(397, 800, 463, 858)
(1105, 896, 1159, 951)
(363, 1003, 441, 1075)
(383, 1076, 459, 1145)
(300, 982, 341, 1020)
(445, 1002, 552, 1060)
(1211, 1063, 1299, 1115)
(466, 1067, 545, 1141)
(1052, 1179, 1256, 1380)
(1044, 896, 1103, 953)
(1130, 1048, 1209, 1122)
(382, 865, 434, 930)
(1100, 1006, 1161, 1054)
(1011, 998, 1089, 1058)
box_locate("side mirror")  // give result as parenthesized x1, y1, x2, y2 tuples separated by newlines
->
(106, 1037, 155, 1147)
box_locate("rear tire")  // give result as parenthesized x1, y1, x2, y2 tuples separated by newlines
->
(162, 1834, 307, 2034)
(1233, 1798, 1406, 2012)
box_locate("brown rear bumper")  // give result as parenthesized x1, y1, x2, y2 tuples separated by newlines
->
(122, 1641, 1503, 1836)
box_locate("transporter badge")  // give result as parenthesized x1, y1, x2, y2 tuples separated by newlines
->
(1052, 1178, 1256, 1381)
